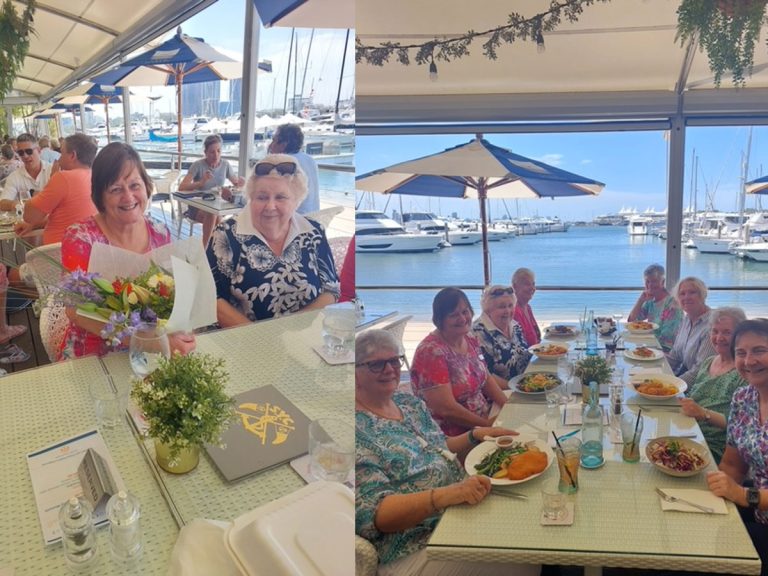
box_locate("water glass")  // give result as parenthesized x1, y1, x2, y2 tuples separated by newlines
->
(308, 418, 355, 482)
(541, 479, 567, 521)
(621, 411, 644, 463)
(89, 375, 130, 429)
(321, 307, 356, 357)
(555, 436, 581, 494)
(129, 323, 171, 378)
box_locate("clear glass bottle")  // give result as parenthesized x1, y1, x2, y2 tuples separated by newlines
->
(106, 490, 143, 565)
(58, 496, 97, 570)
(580, 381, 605, 468)
(585, 309, 598, 356)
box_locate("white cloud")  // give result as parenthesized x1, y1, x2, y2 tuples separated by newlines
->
(538, 153, 563, 166)
(580, 159, 592, 165)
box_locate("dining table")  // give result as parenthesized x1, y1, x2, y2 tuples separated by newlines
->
(0, 309, 353, 575)
(426, 323, 762, 575)
(171, 191, 242, 237)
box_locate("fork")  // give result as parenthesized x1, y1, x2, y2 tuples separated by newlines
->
(491, 489, 528, 500)
(655, 487, 714, 513)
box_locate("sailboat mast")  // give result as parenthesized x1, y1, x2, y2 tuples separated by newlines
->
(335, 29, 351, 117)
(283, 29, 295, 114)
(299, 29, 315, 103)
(738, 127, 752, 240)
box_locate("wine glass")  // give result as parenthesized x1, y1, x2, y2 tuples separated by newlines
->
(129, 323, 171, 378)
(612, 313, 624, 335)
(556, 357, 576, 405)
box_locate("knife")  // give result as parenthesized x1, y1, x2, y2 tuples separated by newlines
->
(491, 489, 528, 500)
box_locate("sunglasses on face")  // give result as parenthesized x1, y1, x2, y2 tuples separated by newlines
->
(356, 355, 405, 373)
(487, 286, 514, 297)
(253, 161, 297, 177)
(17, 148, 35, 157)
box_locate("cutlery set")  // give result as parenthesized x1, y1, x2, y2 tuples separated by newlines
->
(655, 487, 714, 513)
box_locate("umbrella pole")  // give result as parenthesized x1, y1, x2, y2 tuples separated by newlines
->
(105, 101, 110, 141)
(176, 72, 183, 170)
(478, 180, 490, 286)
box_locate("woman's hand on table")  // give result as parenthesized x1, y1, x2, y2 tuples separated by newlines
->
(473, 426, 518, 441)
(707, 470, 744, 504)
(678, 397, 706, 420)
(169, 331, 196, 356)
(440, 476, 492, 508)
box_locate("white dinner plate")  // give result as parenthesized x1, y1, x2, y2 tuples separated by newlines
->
(625, 321, 659, 334)
(528, 342, 569, 361)
(630, 373, 687, 400)
(465, 437, 555, 486)
(509, 372, 563, 395)
(544, 324, 579, 338)
(623, 347, 664, 362)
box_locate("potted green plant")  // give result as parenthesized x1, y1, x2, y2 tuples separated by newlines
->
(676, 0, 768, 86)
(132, 352, 234, 474)
(574, 355, 613, 401)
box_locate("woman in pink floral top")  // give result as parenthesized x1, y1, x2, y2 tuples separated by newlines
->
(707, 319, 768, 574)
(410, 288, 507, 436)
(58, 143, 195, 360)
(512, 268, 541, 347)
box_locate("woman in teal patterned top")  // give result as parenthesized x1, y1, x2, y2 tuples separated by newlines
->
(679, 307, 747, 463)
(355, 330, 535, 576)
(628, 263, 683, 351)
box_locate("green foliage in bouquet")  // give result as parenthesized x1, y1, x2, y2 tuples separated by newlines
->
(575, 355, 613, 385)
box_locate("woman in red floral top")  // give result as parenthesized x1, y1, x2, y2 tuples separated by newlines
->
(410, 288, 507, 436)
(512, 267, 541, 347)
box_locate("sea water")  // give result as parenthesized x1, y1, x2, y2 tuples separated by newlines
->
(357, 226, 768, 320)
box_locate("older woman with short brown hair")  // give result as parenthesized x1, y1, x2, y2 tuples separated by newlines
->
(206, 154, 339, 326)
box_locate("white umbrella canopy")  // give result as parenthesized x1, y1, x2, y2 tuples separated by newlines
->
(356, 136, 605, 284)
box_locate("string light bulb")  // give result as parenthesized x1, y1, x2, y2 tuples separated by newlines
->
(429, 55, 438, 82)
(535, 25, 545, 53)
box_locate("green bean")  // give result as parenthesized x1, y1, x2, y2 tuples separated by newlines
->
(473, 445, 526, 476)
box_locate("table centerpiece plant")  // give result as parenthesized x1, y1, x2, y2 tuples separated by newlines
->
(574, 355, 613, 401)
(131, 352, 234, 474)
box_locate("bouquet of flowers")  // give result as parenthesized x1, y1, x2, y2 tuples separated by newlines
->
(57, 262, 175, 346)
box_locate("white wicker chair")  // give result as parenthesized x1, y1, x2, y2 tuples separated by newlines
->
(23, 243, 67, 361)
(305, 205, 344, 230)
(355, 535, 379, 576)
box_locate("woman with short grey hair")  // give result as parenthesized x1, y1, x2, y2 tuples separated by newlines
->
(679, 307, 747, 463)
(627, 263, 683, 351)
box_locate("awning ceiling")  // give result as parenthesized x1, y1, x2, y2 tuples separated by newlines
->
(356, 0, 768, 130)
(5, 0, 219, 105)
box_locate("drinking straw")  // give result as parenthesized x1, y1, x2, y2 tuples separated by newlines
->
(630, 408, 643, 455)
(551, 431, 576, 488)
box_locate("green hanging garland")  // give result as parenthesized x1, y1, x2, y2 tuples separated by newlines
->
(0, 0, 36, 99)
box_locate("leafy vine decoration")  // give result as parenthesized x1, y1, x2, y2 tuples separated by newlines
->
(0, 0, 36, 99)
(355, 0, 611, 68)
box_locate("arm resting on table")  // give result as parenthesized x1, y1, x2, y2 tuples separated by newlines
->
(216, 299, 251, 328)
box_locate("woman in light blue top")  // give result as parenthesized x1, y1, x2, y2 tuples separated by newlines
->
(627, 263, 683, 351)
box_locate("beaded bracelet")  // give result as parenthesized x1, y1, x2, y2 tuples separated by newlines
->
(429, 489, 443, 514)
(467, 427, 481, 446)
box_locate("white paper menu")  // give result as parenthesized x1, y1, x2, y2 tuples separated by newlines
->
(26, 429, 125, 545)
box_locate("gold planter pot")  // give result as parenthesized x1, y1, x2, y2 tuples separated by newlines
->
(154, 440, 200, 474)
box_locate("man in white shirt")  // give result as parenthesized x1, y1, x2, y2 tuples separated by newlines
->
(268, 123, 320, 214)
(1, 133, 53, 212)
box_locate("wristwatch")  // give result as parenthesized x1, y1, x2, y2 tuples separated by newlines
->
(746, 487, 760, 509)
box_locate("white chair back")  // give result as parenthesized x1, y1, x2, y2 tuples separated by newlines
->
(304, 206, 344, 230)
(24, 243, 66, 361)
(379, 314, 413, 370)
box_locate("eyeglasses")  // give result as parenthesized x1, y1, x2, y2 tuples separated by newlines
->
(17, 148, 35, 157)
(253, 161, 297, 177)
(356, 355, 405, 373)
(486, 286, 514, 297)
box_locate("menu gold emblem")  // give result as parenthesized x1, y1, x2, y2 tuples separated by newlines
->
(237, 402, 296, 445)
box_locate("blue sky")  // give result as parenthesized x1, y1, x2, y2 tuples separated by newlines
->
(356, 127, 768, 222)
(114, 0, 353, 117)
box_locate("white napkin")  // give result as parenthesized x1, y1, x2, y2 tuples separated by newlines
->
(563, 404, 609, 426)
(628, 366, 659, 376)
(658, 489, 728, 514)
(168, 518, 241, 576)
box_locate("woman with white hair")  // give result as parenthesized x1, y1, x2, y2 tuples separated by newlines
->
(511, 267, 541, 346)
(666, 276, 716, 385)
(679, 307, 747, 463)
(472, 285, 531, 388)
(627, 263, 683, 351)
(206, 154, 339, 326)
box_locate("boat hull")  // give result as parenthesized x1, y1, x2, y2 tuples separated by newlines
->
(356, 233, 441, 253)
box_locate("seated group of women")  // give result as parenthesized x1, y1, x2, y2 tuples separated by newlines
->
(56, 142, 341, 360)
(356, 267, 768, 575)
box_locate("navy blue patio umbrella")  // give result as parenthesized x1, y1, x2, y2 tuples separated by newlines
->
(356, 136, 605, 285)
(746, 175, 768, 194)
(252, 0, 353, 28)
(56, 83, 125, 139)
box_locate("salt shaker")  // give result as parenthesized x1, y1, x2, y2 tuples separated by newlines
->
(58, 496, 97, 570)
(106, 490, 143, 565)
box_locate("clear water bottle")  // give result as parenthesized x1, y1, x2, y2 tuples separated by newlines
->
(58, 496, 97, 570)
(580, 381, 605, 468)
(106, 490, 142, 565)
(585, 309, 598, 356)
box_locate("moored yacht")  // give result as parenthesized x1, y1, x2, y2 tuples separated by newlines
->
(627, 216, 651, 236)
(402, 212, 482, 245)
(356, 211, 443, 253)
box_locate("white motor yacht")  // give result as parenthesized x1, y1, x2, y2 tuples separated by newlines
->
(356, 211, 442, 253)
(734, 241, 768, 262)
(402, 212, 482, 245)
(627, 216, 651, 236)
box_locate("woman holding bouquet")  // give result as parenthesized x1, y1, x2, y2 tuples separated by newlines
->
(206, 154, 339, 326)
(58, 143, 196, 360)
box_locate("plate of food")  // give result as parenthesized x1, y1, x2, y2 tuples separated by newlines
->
(595, 316, 616, 336)
(625, 321, 658, 334)
(544, 324, 579, 338)
(630, 373, 687, 399)
(510, 372, 563, 395)
(645, 436, 709, 477)
(466, 436, 555, 485)
(528, 342, 569, 360)
(623, 346, 664, 362)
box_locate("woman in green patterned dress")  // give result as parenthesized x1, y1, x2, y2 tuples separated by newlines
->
(679, 307, 747, 463)
(627, 263, 683, 351)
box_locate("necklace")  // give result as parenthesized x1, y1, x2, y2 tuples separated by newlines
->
(355, 396, 402, 421)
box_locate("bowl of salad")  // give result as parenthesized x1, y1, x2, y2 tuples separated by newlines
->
(645, 436, 710, 477)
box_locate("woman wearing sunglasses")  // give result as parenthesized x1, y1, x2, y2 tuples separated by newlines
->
(356, 329, 532, 576)
(206, 154, 339, 326)
(472, 285, 532, 389)
(410, 288, 507, 436)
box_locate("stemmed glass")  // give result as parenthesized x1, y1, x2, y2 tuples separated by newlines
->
(129, 323, 171, 378)
(612, 313, 624, 335)
(555, 357, 576, 405)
